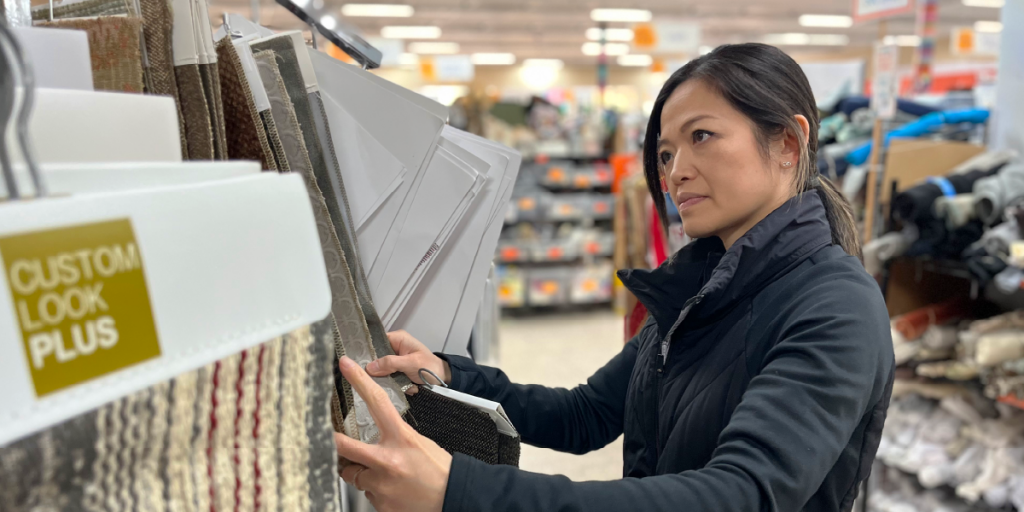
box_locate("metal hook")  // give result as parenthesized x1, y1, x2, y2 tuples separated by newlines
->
(307, 22, 317, 50)
(417, 368, 448, 390)
(222, 13, 243, 39)
(0, 19, 45, 198)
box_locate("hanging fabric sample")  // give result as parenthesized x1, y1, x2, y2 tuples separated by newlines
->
(37, 17, 145, 93)
(31, 0, 131, 20)
(215, 37, 276, 170)
(0, 324, 342, 512)
(170, 0, 211, 159)
(252, 48, 410, 443)
(136, 0, 187, 158)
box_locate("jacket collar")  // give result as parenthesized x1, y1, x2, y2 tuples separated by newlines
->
(618, 191, 834, 339)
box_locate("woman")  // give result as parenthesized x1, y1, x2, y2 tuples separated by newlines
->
(334, 43, 895, 512)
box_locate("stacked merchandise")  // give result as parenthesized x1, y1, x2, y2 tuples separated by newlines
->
(496, 157, 615, 309)
(0, 5, 523, 510)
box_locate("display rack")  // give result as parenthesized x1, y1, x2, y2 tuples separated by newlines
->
(495, 155, 615, 310)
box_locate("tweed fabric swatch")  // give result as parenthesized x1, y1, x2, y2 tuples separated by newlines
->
(260, 109, 290, 172)
(249, 38, 411, 390)
(38, 17, 144, 93)
(406, 389, 520, 466)
(252, 49, 408, 442)
(175, 64, 215, 160)
(0, 324, 342, 512)
(215, 39, 276, 170)
(31, 0, 131, 20)
(137, 0, 188, 158)
(199, 63, 228, 160)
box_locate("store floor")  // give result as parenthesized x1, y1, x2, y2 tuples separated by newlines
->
(495, 310, 625, 481)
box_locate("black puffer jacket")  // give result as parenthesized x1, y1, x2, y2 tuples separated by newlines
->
(439, 192, 895, 512)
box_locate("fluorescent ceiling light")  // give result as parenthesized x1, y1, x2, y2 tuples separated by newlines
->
(582, 42, 631, 56)
(975, 20, 1003, 33)
(407, 41, 460, 54)
(471, 52, 517, 65)
(617, 54, 653, 67)
(320, 15, 337, 30)
(963, 0, 1005, 7)
(798, 14, 853, 28)
(341, 4, 414, 17)
(764, 33, 849, 46)
(590, 8, 652, 22)
(522, 58, 564, 69)
(883, 35, 921, 46)
(380, 26, 441, 39)
(586, 27, 634, 42)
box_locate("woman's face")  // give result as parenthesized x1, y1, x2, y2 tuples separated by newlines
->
(657, 80, 798, 249)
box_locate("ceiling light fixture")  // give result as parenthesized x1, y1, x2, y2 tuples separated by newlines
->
(380, 26, 442, 39)
(319, 15, 337, 30)
(341, 4, 414, 17)
(798, 14, 854, 28)
(963, 0, 1005, 7)
(585, 27, 634, 42)
(471, 52, 517, 65)
(582, 42, 630, 56)
(975, 20, 1003, 33)
(763, 33, 849, 46)
(883, 35, 921, 46)
(590, 8, 652, 23)
(617, 54, 653, 67)
(522, 58, 564, 69)
(407, 41, 460, 54)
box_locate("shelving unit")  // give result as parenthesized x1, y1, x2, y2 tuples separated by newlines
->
(495, 156, 616, 310)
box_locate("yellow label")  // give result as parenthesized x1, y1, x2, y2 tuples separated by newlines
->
(0, 219, 160, 397)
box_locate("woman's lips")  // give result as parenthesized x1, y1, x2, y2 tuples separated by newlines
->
(678, 196, 708, 212)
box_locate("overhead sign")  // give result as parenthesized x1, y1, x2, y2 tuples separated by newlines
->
(632, 21, 701, 54)
(852, 0, 915, 22)
(871, 43, 900, 120)
(433, 55, 475, 82)
(952, 27, 1001, 56)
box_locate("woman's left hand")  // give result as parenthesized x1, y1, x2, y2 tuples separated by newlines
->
(335, 356, 453, 512)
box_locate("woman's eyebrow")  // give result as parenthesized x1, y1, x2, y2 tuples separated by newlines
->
(678, 114, 714, 133)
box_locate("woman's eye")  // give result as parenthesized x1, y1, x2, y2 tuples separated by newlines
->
(693, 130, 713, 144)
(659, 151, 673, 166)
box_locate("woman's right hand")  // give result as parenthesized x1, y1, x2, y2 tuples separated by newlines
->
(366, 330, 451, 392)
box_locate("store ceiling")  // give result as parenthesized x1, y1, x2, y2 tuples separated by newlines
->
(208, 0, 1004, 65)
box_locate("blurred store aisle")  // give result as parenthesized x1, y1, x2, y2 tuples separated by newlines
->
(496, 310, 625, 482)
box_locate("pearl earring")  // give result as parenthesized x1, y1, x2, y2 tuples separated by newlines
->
(782, 161, 793, 168)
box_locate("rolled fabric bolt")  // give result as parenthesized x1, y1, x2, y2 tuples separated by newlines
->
(974, 163, 1024, 226)
(934, 193, 977, 230)
(922, 324, 959, 350)
(863, 229, 916, 275)
(976, 331, 1024, 367)
(892, 300, 967, 341)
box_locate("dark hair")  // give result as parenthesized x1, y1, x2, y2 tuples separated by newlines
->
(642, 43, 861, 257)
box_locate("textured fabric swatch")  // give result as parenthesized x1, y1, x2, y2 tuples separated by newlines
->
(215, 38, 276, 170)
(138, 0, 187, 159)
(0, 324, 342, 512)
(31, 0, 130, 20)
(199, 63, 228, 160)
(260, 109, 290, 172)
(175, 63, 215, 160)
(406, 388, 520, 466)
(253, 49, 408, 442)
(38, 17, 144, 93)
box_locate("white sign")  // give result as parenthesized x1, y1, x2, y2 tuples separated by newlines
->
(853, 0, 914, 22)
(433, 55, 475, 82)
(633, 21, 701, 54)
(871, 43, 900, 120)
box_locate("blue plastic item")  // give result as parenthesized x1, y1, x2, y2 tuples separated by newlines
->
(845, 108, 990, 166)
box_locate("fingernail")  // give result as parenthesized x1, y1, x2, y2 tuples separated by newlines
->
(339, 357, 356, 369)
(366, 361, 379, 373)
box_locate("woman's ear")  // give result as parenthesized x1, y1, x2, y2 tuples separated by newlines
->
(779, 114, 811, 169)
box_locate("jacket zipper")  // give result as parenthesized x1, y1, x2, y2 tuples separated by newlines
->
(655, 293, 704, 456)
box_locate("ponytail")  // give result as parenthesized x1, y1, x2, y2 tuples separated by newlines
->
(812, 177, 862, 258)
